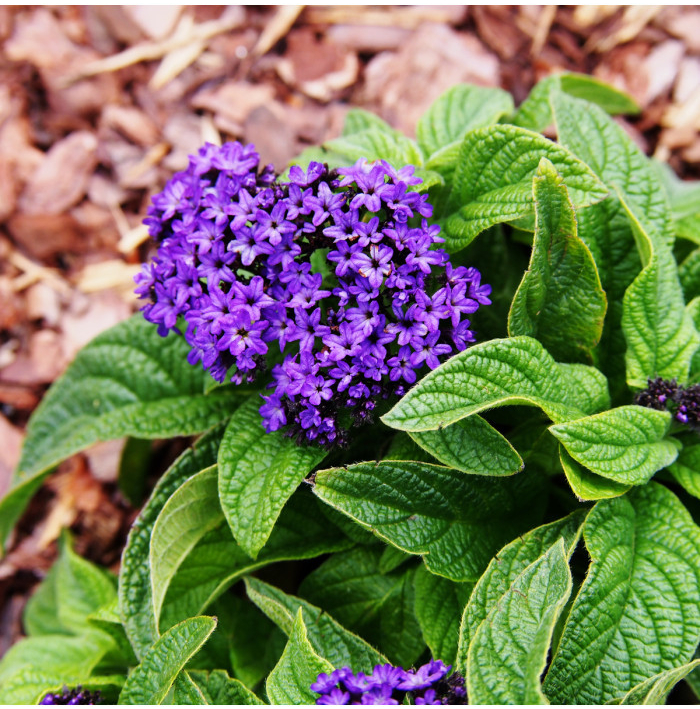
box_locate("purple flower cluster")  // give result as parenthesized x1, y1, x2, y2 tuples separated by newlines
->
(634, 376, 700, 429)
(40, 687, 100, 705)
(136, 141, 490, 447)
(311, 660, 466, 705)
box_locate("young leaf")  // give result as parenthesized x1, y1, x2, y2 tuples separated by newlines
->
(544, 483, 700, 704)
(614, 659, 700, 705)
(118, 616, 217, 705)
(508, 158, 606, 362)
(189, 670, 264, 705)
(409, 415, 523, 476)
(668, 442, 700, 499)
(245, 577, 387, 673)
(549, 405, 678, 485)
(0, 315, 243, 553)
(417, 84, 513, 168)
(551, 91, 671, 247)
(413, 565, 473, 666)
(313, 460, 546, 582)
(559, 446, 631, 501)
(299, 547, 425, 668)
(150, 466, 223, 627)
(457, 510, 584, 671)
(442, 124, 607, 252)
(467, 539, 573, 705)
(381, 336, 609, 432)
(119, 424, 225, 659)
(218, 397, 327, 559)
(266, 609, 334, 706)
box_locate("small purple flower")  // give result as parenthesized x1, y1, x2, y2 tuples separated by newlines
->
(316, 688, 350, 705)
(397, 661, 450, 691)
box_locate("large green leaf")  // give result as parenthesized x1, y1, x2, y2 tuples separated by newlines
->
(413, 564, 472, 666)
(119, 424, 225, 659)
(409, 416, 522, 476)
(0, 670, 123, 705)
(457, 511, 584, 671)
(550, 405, 678, 485)
(544, 483, 700, 704)
(669, 442, 700, 499)
(0, 315, 242, 553)
(442, 124, 607, 251)
(324, 125, 422, 166)
(245, 577, 387, 674)
(614, 660, 700, 705)
(559, 446, 631, 501)
(218, 397, 327, 558)
(189, 670, 264, 705)
(118, 616, 216, 705)
(299, 547, 424, 667)
(467, 540, 572, 705)
(508, 158, 606, 361)
(381, 336, 609, 432)
(266, 609, 334, 706)
(313, 460, 546, 582)
(150, 466, 223, 628)
(158, 488, 352, 631)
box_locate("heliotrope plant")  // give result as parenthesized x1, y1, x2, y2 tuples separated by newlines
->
(3, 73, 700, 706)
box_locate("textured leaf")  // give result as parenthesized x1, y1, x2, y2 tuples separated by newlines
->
(189, 670, 264, 705)
(118, 616, 216, 705)
(325, 126, 422, 166)
(413, 564, 473, 665)
(342, 108, 396, 137)
(551, 91, 671, 246)
(159, 488, 352, 631)
(313, 460, 546, 581)
(467, 540, 572, 705)
(119, 424, 224, 659)
(150, 466, 223, 628)
(550, 405, 678, 485)
(669, 442, 700, 499)
(23, 564, 64, 637)
(0, 670, 123, 706)
(299, 547, 425, 667)
(266, 609, 334, 706)
(409, 416, 522, 476)
(457, 511, 584, 671)
(0, 315, 242, 552)
(245, 577, 387, 674)
(172, 671, 206, 704)
(508, 158, 606, 361)
(418, 84, 513, 169)
(218, 397, 327, 558)
(614, 660, 700, 705)
(559, 446, 631, 501)
(512, 73, 639, 132)
(442, 124, 607, 251)
(382, 336, 609, 432)
(680, 248, 700, 302)
(544, 483, 700, 704)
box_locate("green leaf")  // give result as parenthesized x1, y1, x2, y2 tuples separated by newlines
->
(245, 577, 387, 673)
(457, 511, 584, 671)
(467, 539, 573, 705)
(189, 670, 264, 705)
(1, 315, 242, 553)
(680, 247, 700, 302)
(313, 460, 546, 581)
(381, 336, 609, 432)
(266, 609, 334, 706)
(442, 124, 607, 252)
(299, 547, 425, 667)
(544, 483, 700, 704)
(218, 398, 327, 558)
(172, 672, 207, 704)
(417, 84, 513, 169)
(409, 415, 522, 476)
(508, 158, 606, 361)
(669, 442, 700, 499)
(512, 73, 639, 132)
(549, 405, 678, 485)
(614, 659, 700, 705)
(118, 437, 152, 506)
(150, 466, 223, 628)
(559, 446, 631, 501)
(23, 564, 65, 637)
(118, 616, 217, 705)
(378, 545, 412, 574)
(413, 564, 472, 665)
(342, 108, 396, 136)
(324, 127, 422, 166)
(551, 91, 671, 247)
(159, 488, 352, 631)
(119, 424, 225, 659)
(0, 670, 124, 705)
